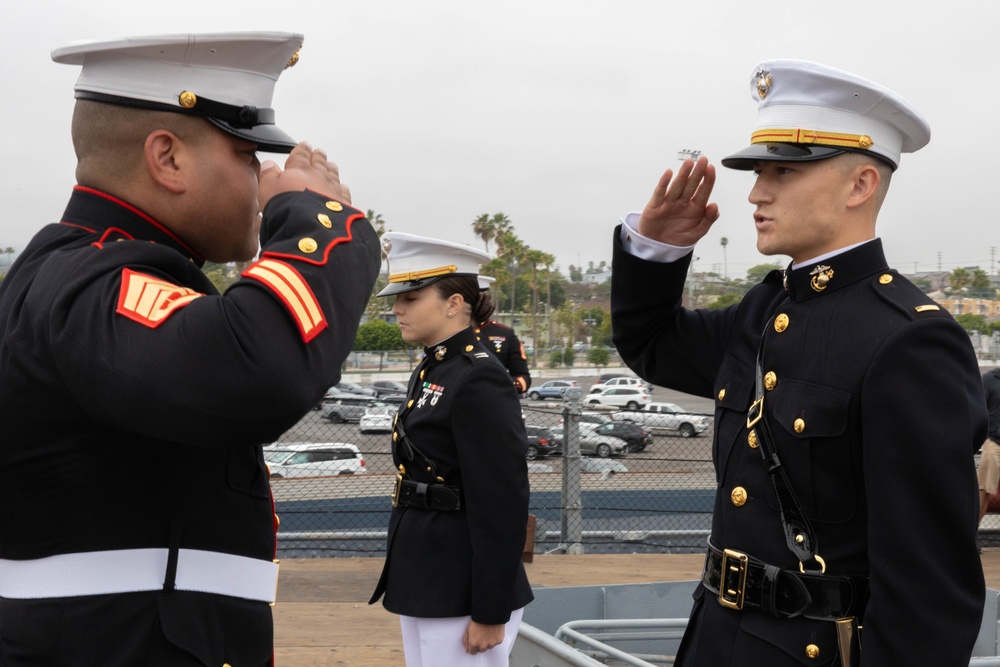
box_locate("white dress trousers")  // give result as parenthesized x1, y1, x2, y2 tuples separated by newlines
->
(399, 608, 524, 667)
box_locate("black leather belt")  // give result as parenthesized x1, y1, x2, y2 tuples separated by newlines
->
(702, 544, 867, 621)
(391, 476, 463, 511)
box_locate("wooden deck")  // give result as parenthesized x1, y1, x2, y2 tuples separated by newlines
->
(273, 549, 1000, 666)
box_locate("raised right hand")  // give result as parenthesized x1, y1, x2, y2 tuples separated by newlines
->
(637, 156, 720, 246)
(258, 142, 351, 210)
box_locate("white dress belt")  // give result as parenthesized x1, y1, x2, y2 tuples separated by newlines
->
(0, 548, 279, 602)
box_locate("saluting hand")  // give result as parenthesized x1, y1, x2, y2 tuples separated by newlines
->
(637, 156, 720, 246)
(258, 142, 352, 210)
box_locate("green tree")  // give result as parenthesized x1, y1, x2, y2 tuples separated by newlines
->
(366, 209, 386, 236)
(746, 262, 784, 283)
(586, 346, 610, 368)
(969, 268, 993, 298)
(568, 265, 583, 282)
(354, 318, 408, 351)
(472, 214, 495, 252)
(954, 313, 987, 335)
(590, 314, 613, 348)
(950, 267, 971, 292)
(707, 293, 744, 309)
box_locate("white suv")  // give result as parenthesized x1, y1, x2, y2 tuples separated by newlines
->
(588, 376, 651, 394)
(264, 443, 367, 478)
(585, 387, 651, 410)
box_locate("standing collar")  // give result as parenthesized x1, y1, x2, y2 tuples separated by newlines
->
(782, 238, 889, 302)
(423, 327, 480, 365)
(60, 186, 205, 265)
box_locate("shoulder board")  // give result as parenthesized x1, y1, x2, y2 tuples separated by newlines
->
(870, 271, 945, 319)
(487, 320, 514, 332)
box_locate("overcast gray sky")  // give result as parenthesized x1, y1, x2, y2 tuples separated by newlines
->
(2, 1, 997, 279)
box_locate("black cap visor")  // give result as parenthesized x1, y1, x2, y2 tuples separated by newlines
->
(377, 276, 445, 297)
(721, 143, 846, 170)
(208, 117, 297, 154)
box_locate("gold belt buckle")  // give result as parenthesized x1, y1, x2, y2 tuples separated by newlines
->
(718, 549, 749, 610)
(391, 473, 403, 508)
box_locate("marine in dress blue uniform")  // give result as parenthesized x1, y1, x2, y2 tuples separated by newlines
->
(369, 233, 533, 666)
(0, 33, 381, 667)
(612, 61, 987, 666)
(475, 319, 532, 394)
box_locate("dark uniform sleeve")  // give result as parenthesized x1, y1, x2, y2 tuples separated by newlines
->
(860, 315, 986, 664)
(51, 190, 380, 446)
(504, 328, 532, 393)
(451, 360, 530, 624)
(610, 226, 740, 398)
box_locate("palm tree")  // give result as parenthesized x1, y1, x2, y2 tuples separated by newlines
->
(472, 214, 494, 252)
(366, 209, 386, 236)
(523, 248, 554, 368)
(497, 230, 525, 315)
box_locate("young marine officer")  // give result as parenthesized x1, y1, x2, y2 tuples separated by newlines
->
(370, 233, 533, 666)
(0, 33, 380, 666)
(611, 60, 987, 666)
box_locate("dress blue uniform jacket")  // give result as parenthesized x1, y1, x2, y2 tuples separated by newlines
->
(611, 230, 986, 666)
(370, 327, 534, 624)
(0, 187, 380, 666)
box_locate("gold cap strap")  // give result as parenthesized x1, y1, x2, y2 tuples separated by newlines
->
(751, 128, 873, 150)
(388, 265, 458, 283)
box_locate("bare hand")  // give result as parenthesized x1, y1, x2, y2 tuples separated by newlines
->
(462, 620, 504, 655)
(637, 156, 720, 246)
(258, 142, 352, 210)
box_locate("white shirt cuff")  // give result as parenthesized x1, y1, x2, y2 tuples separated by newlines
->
(618, 212, 695, 263)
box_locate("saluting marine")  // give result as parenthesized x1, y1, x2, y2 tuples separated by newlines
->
(0, 33, 380, 666)
(474, 276, 532, 394)
(612, 60, 986, 666)
(369, 232, 533, 666)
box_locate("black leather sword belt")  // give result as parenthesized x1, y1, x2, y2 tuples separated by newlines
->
(702, 544, 868, 621)
(392, 475, 463, 511)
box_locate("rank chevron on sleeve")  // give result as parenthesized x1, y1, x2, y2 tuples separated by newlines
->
(116, 268, 204, 328)
(242, 258, 328, 342)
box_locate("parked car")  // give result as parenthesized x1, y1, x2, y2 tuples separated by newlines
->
(379, 393, 407, 406)
(364, 380, 408, 398)
(359, 404, 394, 433)
(611, 402, 710, 438)
(597, 372, 629, 384)
(588, 376, 652, 394)
(264, 442, 366, 478)
(525, 424, 561, 460)
(526, 380, 579, 401)
(329, 381, 378, 397)
(585, 387, 650, 410)
(551, 424, 628, 458)
(322, 393, 379, 423)
(591, 421, 653, 453)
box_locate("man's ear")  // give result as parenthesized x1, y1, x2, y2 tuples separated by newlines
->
(846, 162, 880, 209)
(143, 130, 187, 194)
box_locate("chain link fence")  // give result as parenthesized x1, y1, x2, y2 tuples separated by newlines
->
(270, 395, 716, 559)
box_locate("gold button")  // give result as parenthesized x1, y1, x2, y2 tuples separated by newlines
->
(419, 370, 425, 380)
(764, 371, 777, 391)
(794, 418, 805, 433)
(718, 388, 726, 401)
(731, 486, 747, 507)
(274, 513, 281, 528)
(747, 430, 758, 448)
(392, 432, 398, 442)
(879, 274, 893, 284)
(326, 200, 344, 212)
(805, 644, 820, 659)
(178, 91, 197, 108)
(407, 399, 414, 408)
(858, 134, 873, 148)
(298, 238, 318, 253)
(774, 313, 789, 332)
(465, 345, 474, 351)
(795, 533, 804, 544)
(317, 213, 333, 228)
